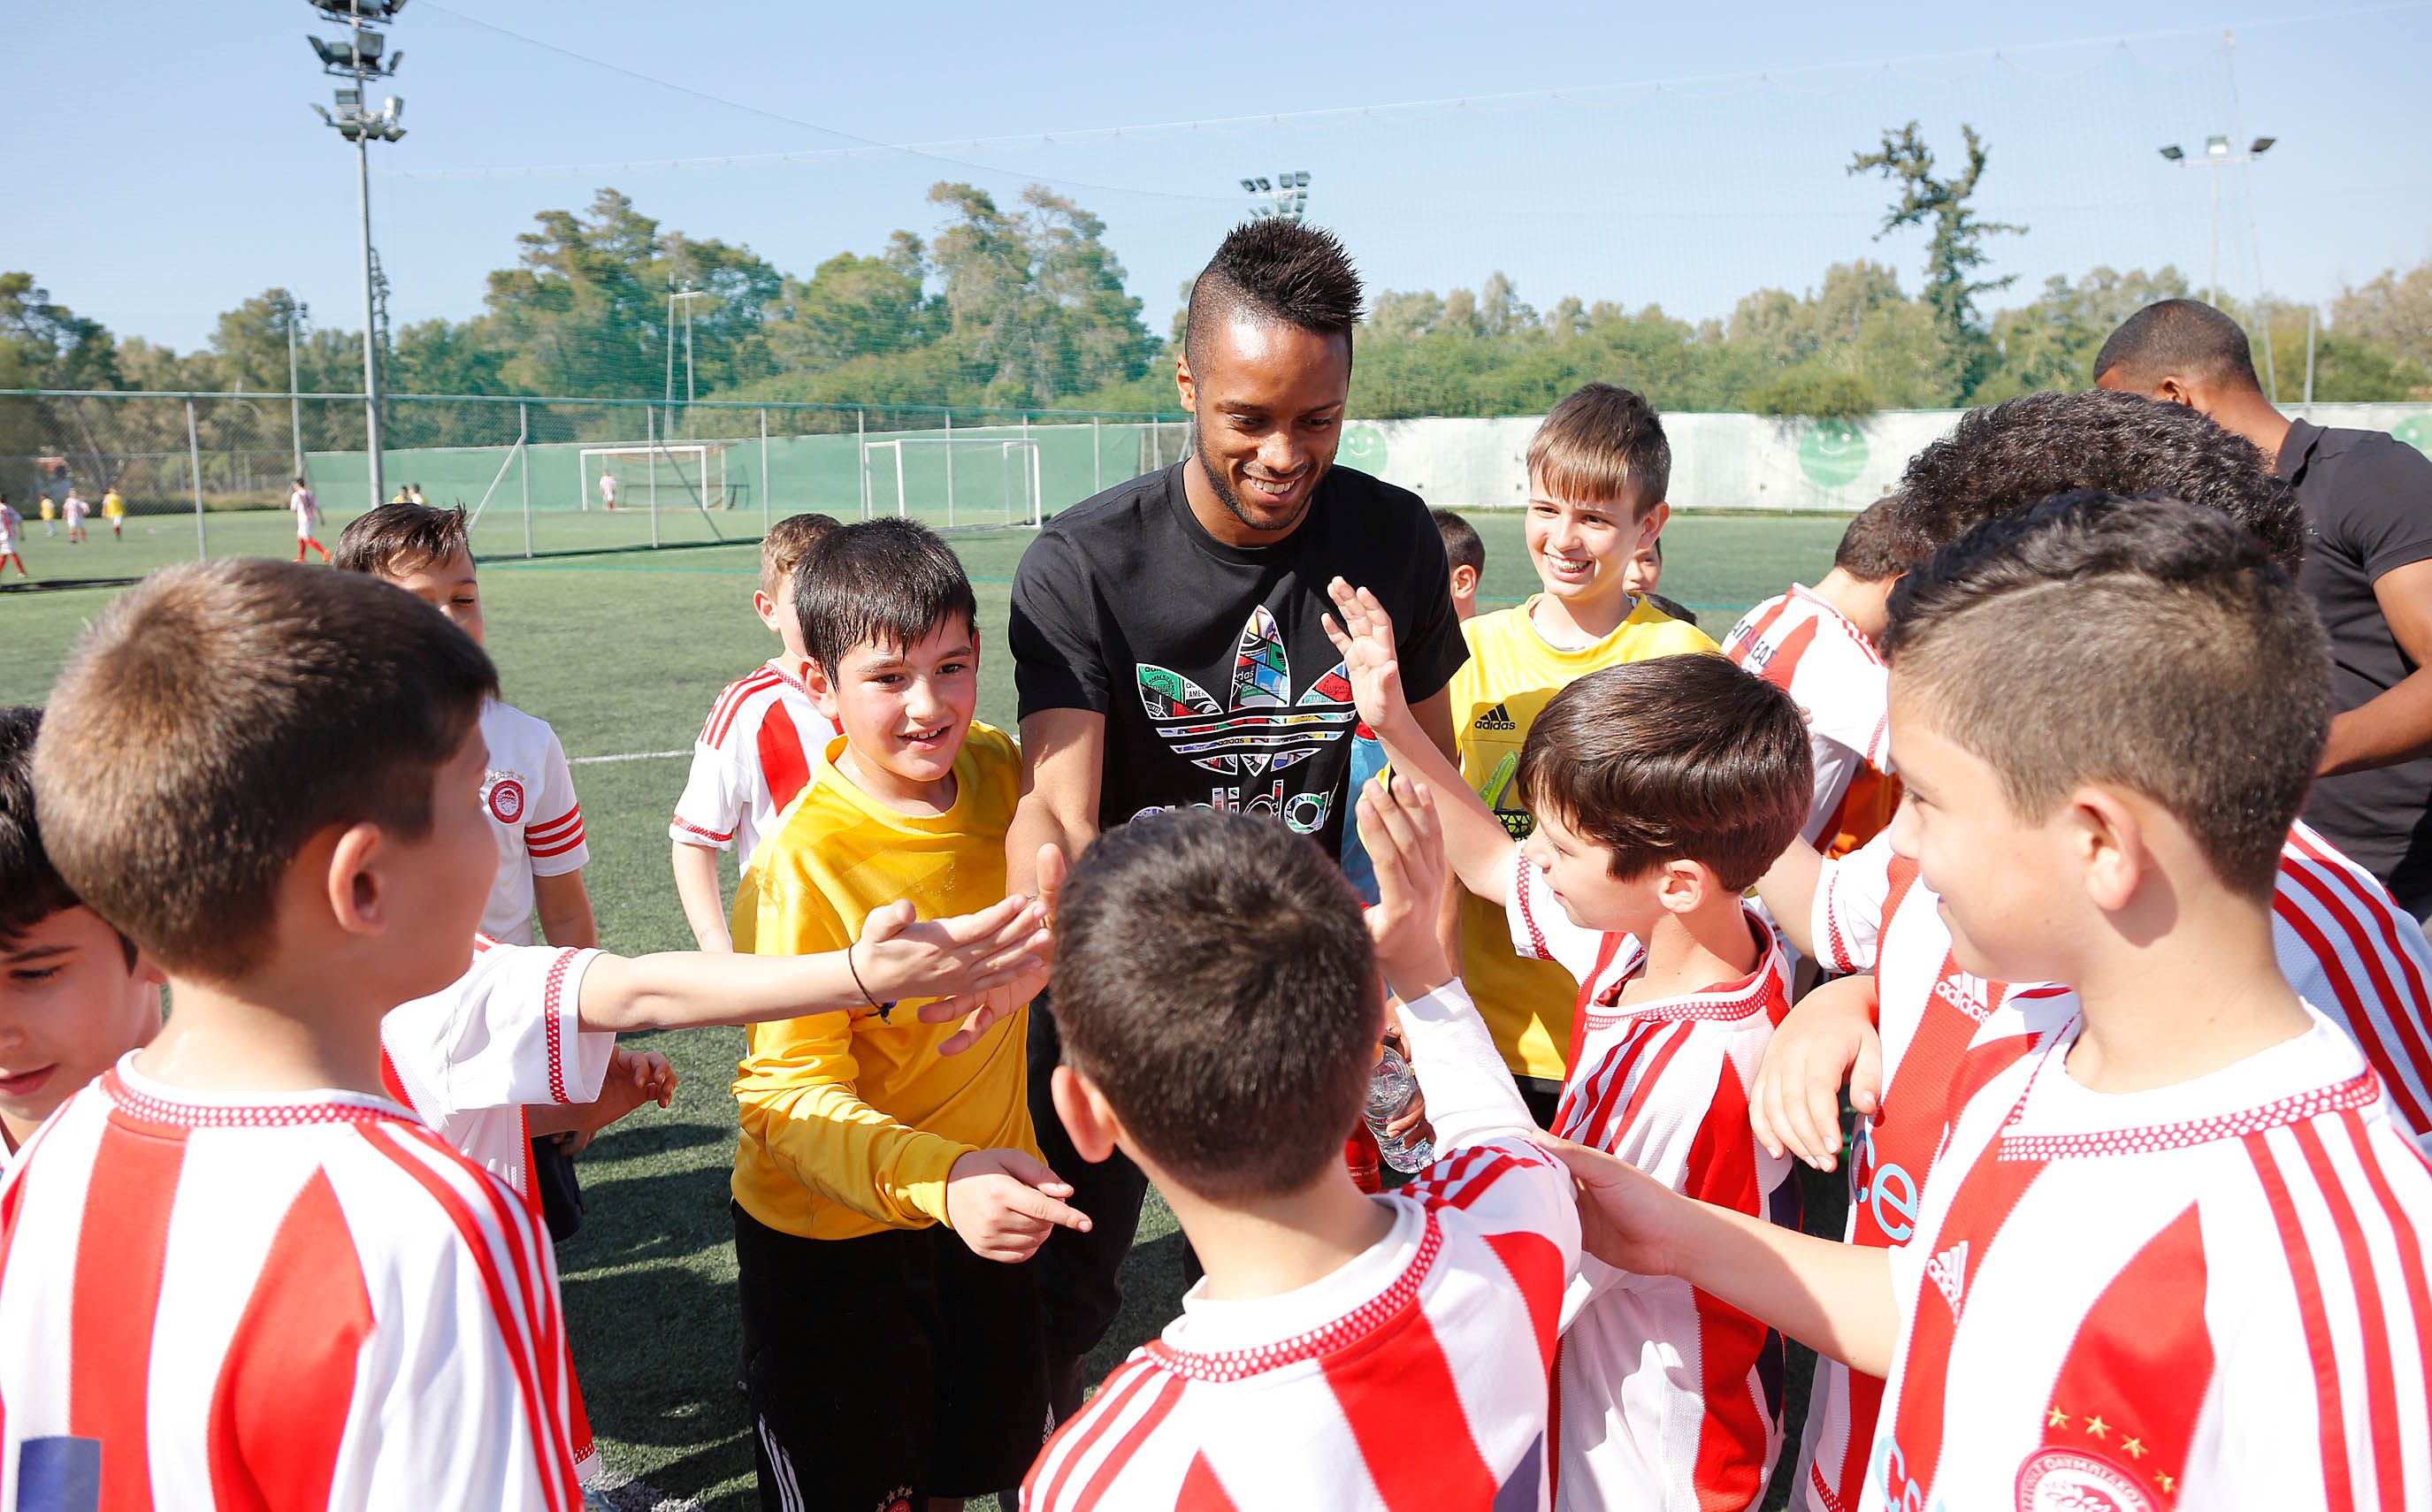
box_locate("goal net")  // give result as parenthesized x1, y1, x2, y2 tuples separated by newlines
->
(860, 437, 1043, 531)
(578, 444, 730, 515)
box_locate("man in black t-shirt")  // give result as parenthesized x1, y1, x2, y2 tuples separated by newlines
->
(1007, 220, 1467, 1417)
(2099, 299, 2432, 916)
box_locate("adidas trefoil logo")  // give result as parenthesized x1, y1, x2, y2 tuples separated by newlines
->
(1136, 607, 1357, 776)
(1926, 1240, 1969, 1314)
(1473, 702, 1518, 731)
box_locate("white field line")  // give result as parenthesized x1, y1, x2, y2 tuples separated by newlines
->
(584, 1474, 706, 1512)
(569, 749, 691, 766)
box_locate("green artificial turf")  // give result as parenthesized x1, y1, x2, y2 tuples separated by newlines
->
(0, 506, 1848, 1509)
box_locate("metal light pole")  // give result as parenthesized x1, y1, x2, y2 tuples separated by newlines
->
(307, 0, 409, 510)
(283, 294, 305, 481)
(666, 281, 711, 435)
(2158, 134, 2275, 308)
(1238, 171, 1312, 222)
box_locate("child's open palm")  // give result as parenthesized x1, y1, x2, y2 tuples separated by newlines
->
(1322, 577, 1407, 733)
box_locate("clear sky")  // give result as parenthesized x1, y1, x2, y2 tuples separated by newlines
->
(9, 0, 2431, 359)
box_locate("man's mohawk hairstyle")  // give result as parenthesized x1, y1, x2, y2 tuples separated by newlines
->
(1186, 220, 1365, 366)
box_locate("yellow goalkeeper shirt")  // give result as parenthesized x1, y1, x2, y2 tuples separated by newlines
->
(1450, 595, 1718, 1082)
(729, 722, 1038, 1241)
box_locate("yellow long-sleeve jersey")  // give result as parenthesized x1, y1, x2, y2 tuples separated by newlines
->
(729, 723, 1037, 1241)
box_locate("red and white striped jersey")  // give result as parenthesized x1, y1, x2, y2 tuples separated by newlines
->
(0, 1056, 583, 1512)
(1723, 587, 1898, 858)
(1549, 900, 1797, 1512)
(1864, 1001, 2432, 1512)
(1790, 821, 2432, 1512)
(669, 659, 836, 872)
(379, 936, 613, 1217)
(1021, 980, 1581, 1512)
(478, 699, 589, 946)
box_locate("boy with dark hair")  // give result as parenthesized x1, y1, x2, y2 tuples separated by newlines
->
(734, 516, 1081, 1510)
(1724, 499, 1928, 860)
(2, 560, 582, 1506)
(1447, 381, 1714, 1122)
(1026, 793, 1580, 1509)
(1007, 218, 1470, 1407)
(0, 705, 163, 1163)
(670, 511, 845, 951)
(1327, 579, 1813, 1511)
(1433, 505, 1486, 620)
(1755, 390, 2432, 1512)
(2099, 298, 2432, 920)
(1562, 492, 2432, 1509)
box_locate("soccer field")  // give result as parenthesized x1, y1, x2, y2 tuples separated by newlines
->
(0, 507, 1847, 1509)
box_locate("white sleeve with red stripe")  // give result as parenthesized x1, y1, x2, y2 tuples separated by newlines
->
(669, 735, 744, 851)
(384, 944, 614, 1119)
(0, 1082, 584, 1512)
(1394, 977, 1538, 1149)
(1812, 830, 1899, 976)
(524, 727, 589, 877)
(1504, 851, 1607, 986)
(2275, 821, 2432, 1149)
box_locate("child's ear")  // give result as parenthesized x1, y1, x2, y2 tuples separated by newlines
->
(1637, 501, 1671, 544)
(2069, 786, 2148, 915)
(801, 657, 842, 721)
(1051, 1064, 1122, 1165)
(1450, 563, 1479, 598)
(1655, 857, 1709, 916)
(319, 821, 391, 939)
(753, 588, 779, 624)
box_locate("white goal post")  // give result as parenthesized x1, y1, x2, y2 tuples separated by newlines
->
(577, 444, 730, 514)
(859, 437, 1044, 531)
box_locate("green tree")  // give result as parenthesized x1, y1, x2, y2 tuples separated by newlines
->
(764, 233, 941, 370)
(1849, 123, 2024, 399)
(0, 272, 121, 391)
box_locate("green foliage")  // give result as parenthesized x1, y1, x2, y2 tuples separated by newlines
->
(1745, 365, 1878, 420)
(1848, 122, 2025, 395)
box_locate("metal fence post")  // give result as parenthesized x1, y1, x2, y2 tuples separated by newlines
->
(519, 401, 533, 559)
(186, 398, 207, 561)
(646, 405, 661, 549)
(857, 408, 868, 520)
(944, 410, 954, 523)
(760, 407, 770, 534)
(1092, 415, 1103, 494)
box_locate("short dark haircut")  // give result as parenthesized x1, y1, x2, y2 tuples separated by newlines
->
(1432, 508, 1485, 576)
(2093, 299, 2261, 393)
(1884, 491, 2328, 900)
(1516, 654, 1810, 892)
(333, 500, 472, 577)
(1892, 389, 2300, 573)
(1184, 219, 1364, 373)
(1052, 810, 1378, 1201)
(793, 518, 978, 676)
(33, 561, 497, 981)
(1527, 382, 1671, 516)
(1833, 498, 1930, 582)
(761, 512, 842, 598)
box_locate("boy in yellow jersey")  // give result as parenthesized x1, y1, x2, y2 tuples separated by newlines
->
(730, 516, 1084, 1512)
(101, 485, 124, 540)
(1453, 382, 1714, 1123)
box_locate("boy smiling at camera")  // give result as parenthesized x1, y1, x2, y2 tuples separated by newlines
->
(729, 516, 1082, 1512)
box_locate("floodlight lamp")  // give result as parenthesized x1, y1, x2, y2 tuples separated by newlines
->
(2158, 144, 2183, 161)
(1238, 179, 1256, 193)
(310, 102, 334, 125)
(310, 35, 348, 66)
(383, 95, 402, 122)
(2205, 134, 2229, 157)
(334, 87, 361, 107)
(386, 50, 403, 73)
(2250, 135, 2276, 155)
(1293, 171, 1310, 187)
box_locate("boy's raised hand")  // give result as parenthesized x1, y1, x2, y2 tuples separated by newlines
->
(554, 1048, 678, 1154)
(1322, 577, 1411, 737)
(945, 1146, 1091, 1264)
(1357, 774, 1453, 1000)
(916, 844, 1066, 1056)
(1539, 1134, 1688, 1279)
(1749, 972, 1882, 1171)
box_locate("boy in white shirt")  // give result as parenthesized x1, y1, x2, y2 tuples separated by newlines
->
(0, 495, 24, 577)
(290, 476, 330, 562)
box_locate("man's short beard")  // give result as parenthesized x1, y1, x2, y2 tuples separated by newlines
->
(1190, 409, 1318, 538)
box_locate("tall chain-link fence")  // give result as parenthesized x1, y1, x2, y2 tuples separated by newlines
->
(0, 389, 1189, 569)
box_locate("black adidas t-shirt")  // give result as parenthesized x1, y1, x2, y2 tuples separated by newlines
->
(1009, 461, 1466, 857)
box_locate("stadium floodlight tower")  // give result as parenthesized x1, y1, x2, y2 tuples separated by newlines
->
(2157, 134, 2276, 308)
(1238, 171, 1312, 222)
(307, 0, 409, 510)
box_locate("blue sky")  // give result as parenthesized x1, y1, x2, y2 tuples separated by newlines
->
(9, 0, 2431, 358)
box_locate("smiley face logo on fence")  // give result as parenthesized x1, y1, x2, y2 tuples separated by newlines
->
(1338, 424, 1388, 474)
(2394, 415, 2432, 459)
(1799, 419, 1869, 490)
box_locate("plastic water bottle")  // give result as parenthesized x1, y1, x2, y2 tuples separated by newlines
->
(1365, 1044, 1435, 1173)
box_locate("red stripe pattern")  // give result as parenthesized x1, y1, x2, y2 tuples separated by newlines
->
(672, 660, 837, 866)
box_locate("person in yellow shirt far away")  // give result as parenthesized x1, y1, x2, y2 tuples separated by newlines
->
(100, 485, 125, 541)
(730, 515, 1083, 1512)
(1450, 381, 1717, 1125)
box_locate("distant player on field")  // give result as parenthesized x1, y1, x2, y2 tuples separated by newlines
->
(290, 475, 330, 561)
(669, 512, 843, 951)
(60, 486, 88, 545)
(0, 495, 25, 577)
(101, 483, 125, 539)
(1722, 499, 1927, 860)
(598, 468, 617, 511)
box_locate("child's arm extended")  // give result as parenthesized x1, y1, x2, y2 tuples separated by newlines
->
(670, 841, 733, 952)
(1324, 577, 1520, 906)
(1545, 1136, 1897, 1378)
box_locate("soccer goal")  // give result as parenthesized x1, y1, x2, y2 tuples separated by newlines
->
(859, 437, 1044, 531)
(577, 443, 730, 515)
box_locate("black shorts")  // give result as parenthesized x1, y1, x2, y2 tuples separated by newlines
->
(732, 1203, 1051, 1512)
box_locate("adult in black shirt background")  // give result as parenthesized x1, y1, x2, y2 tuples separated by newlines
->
(1006, 220, 1467, 1417)
(2100, 299, 2432, 917)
